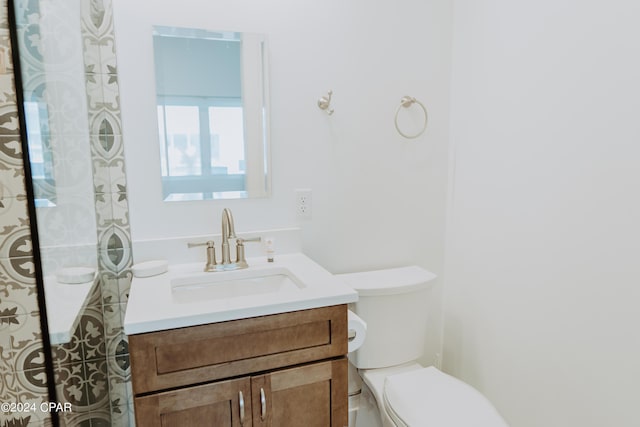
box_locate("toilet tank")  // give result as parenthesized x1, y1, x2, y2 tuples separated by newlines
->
(339, 266, 437, 369)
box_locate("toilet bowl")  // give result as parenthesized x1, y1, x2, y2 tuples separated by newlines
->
(339, 266, 509, 427)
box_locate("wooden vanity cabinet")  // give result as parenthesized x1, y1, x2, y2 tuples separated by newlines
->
(129, 305, 348, 427)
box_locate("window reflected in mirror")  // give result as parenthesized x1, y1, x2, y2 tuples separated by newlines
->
(152, 26, 270, 201)
(24, 100, 56, 206)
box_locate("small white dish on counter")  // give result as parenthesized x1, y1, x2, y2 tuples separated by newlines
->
(124, 253, 358, 335)
(56, 267, 96, 284)
(131, 260, 168, 278)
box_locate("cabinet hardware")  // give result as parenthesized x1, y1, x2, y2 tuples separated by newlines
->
(239, 391, 245, 425)
(260, 387, 267, 421)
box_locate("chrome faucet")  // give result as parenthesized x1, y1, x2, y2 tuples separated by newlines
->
(220, 207, 237, 265)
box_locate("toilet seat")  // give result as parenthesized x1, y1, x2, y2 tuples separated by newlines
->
(382, 366, 509, 427)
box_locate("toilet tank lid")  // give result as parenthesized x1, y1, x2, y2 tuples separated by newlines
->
(337, 266, 437, 296)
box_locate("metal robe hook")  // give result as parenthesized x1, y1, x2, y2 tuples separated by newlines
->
(317, 90, 334, 115)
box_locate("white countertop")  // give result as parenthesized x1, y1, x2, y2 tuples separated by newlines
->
(45, 275, 97, 344)
(124, 253, 358, 335)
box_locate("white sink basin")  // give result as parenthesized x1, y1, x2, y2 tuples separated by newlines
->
(171, 267, 305, 302)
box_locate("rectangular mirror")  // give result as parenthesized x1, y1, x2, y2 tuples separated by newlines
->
(152, 26, 270, 201)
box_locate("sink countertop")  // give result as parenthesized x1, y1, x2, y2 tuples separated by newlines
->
(124, 253, 358, 335)
(45, 275, 98, 344)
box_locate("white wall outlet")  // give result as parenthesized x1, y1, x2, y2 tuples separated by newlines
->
(295, 189, 312, 219)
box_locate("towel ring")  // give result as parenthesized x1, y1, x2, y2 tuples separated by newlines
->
(394, 96, 428, 139)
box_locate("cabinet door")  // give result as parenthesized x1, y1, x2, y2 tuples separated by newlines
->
(135, 377, 252, 427)
(252, 358, 348, 427)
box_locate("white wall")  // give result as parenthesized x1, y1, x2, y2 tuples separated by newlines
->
(113, 0, 452, 365)
(445, 1, 640, 426)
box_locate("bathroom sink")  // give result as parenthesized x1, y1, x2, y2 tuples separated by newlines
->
(171, 267, 305, 303)
(124, 253, 358, 334)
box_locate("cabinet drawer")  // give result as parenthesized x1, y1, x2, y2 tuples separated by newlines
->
(130, 305, 347, 394)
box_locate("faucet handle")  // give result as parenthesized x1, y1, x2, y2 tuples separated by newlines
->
(187, 240, 214, 248)
(187, 240, 218, 272)
(237, 237, 261, 243)
(235, 237, 262, 269)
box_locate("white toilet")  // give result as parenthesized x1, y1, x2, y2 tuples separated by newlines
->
(339, 266, 509, 427)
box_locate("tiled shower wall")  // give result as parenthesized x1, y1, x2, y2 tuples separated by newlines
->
(50, 0, 134, 425)
(2, 0, 133, 425)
